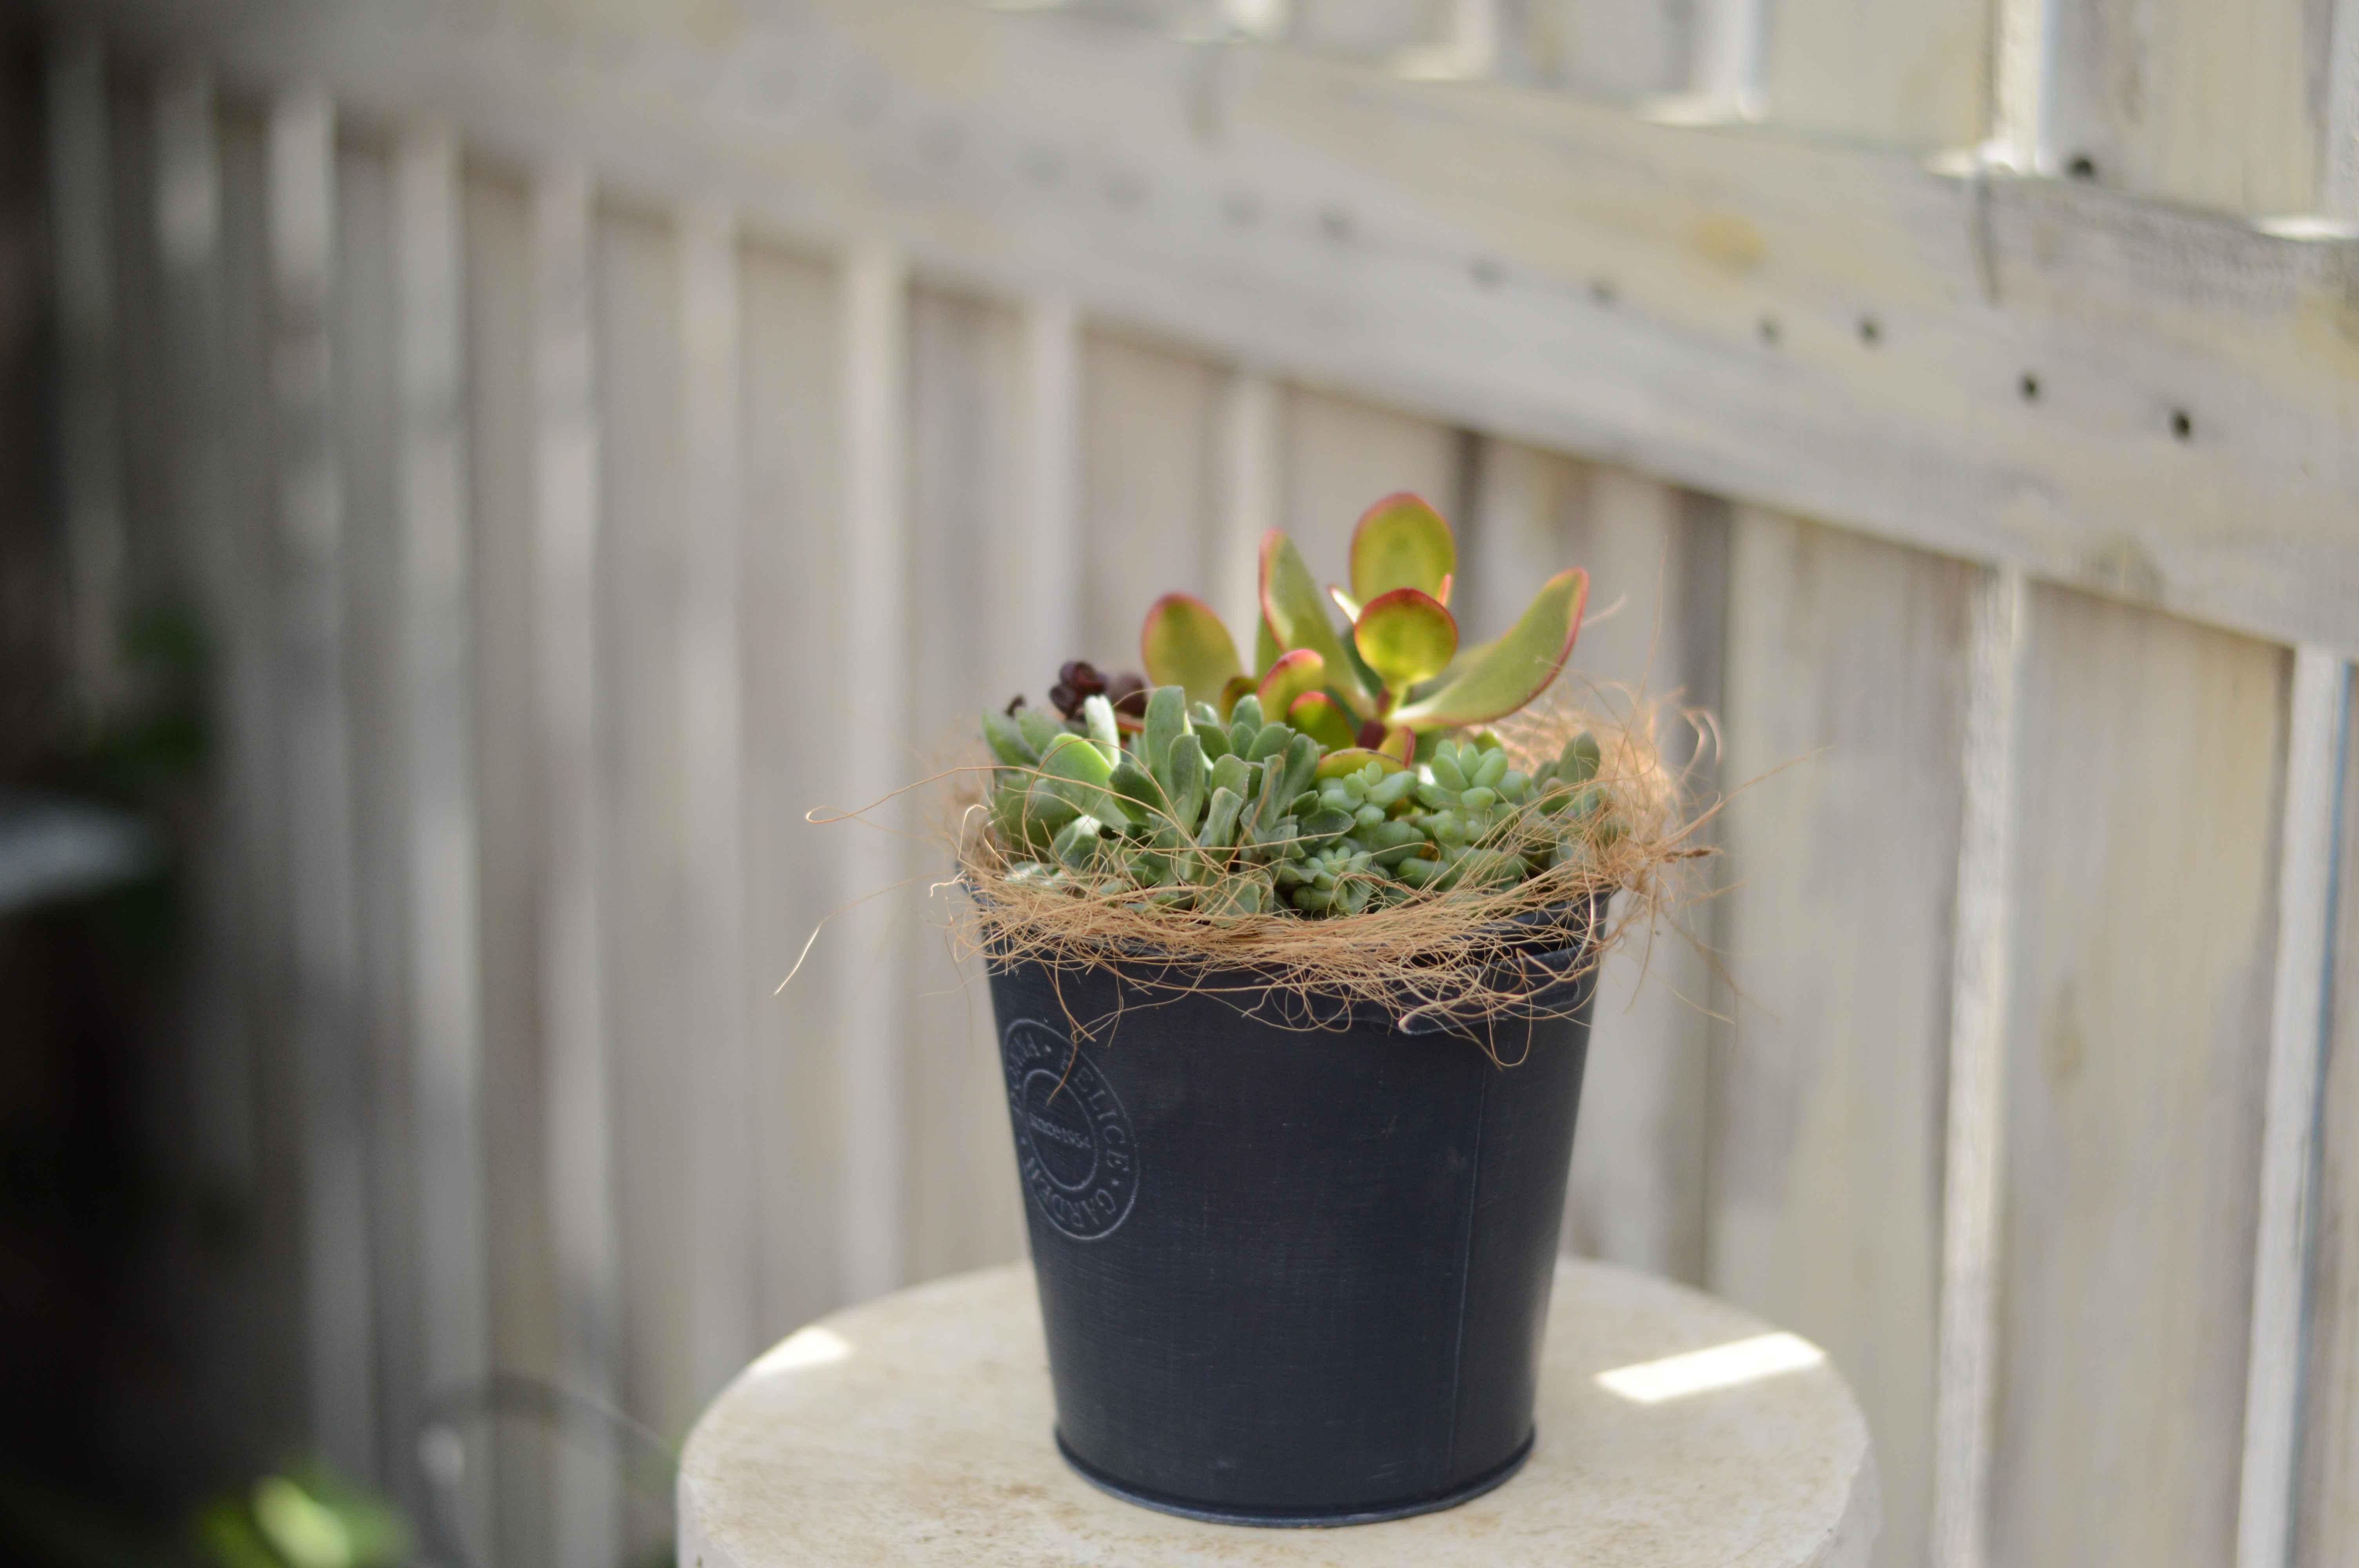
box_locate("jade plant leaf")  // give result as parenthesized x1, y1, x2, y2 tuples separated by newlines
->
(1286, 691, 1359, 752)
(1349, 493, 1455, 606)
(1140, 594, 1245, 707)
(1258, 648, 1326, 717)
(1388, 568, 1588, 732)
(1259, 530, 1372, 713)
(1314, 746, 1408, 780)
(1352, 588, 1458, 694)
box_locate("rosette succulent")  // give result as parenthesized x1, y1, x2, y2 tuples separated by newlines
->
(979, 494, 1616, 915)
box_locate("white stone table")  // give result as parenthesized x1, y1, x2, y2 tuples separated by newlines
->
(680, 1258, 1878, 1566)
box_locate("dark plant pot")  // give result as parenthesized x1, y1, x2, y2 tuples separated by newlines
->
(984, 916, 1599, 1527)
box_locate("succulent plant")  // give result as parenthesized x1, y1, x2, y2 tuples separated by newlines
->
(979, 495, 1615, 916)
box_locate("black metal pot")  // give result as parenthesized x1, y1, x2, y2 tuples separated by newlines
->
(985, 913, 1599, 1527)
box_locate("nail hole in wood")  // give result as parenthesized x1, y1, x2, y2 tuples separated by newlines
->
(2019, 372, 2040, 402)
(2066, 154, 2097, 180)
(2171, 408, 2193, 441)
(1758, 316, 1780, 346)
(1857, 316, 1881, 345)
(1590, 278, 1617, 305)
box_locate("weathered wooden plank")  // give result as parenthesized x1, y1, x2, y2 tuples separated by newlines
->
(738, 236, 849, 1340)
(903, 282, 1029, 1285)
(2238, 648, 2348, 1568)
(592, 197, 703, 1473)
(1077, 328, 1225, 666)
(1513, 0, 1696, 100)
(531, 165, 621, 1568)
(1990, 589, 2283, 1568)
(2299, 660, 2359, 1568)
(461, 160, 558, 1568)
(1000, 295, 1082, 700)
(1929, 564, 2027, 1568)
(835, 243, 911, 1303)
(330, 126, 418, 1501)
(1466, 446, 1720, 1287)
(268, 88, 380, 1482)
(2047, 0, 2333, 215)
(392, 125, 489, 1490)
(677, 205, 761, 1409)
(1708, 508, 1969, 1568)
(1280, 384, 1462, 572)
(1754, 0, 1988, 149)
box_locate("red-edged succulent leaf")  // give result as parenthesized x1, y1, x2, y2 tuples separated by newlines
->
(1140, 593, 1244, 708)
(1315, 746, 1408, 780)
(1352, 588, 1458, 694)
(1349, 493, 1456, 606)
(1287, 692, 1359, 752)
(1258, 648, 1326, 716)
(1217, 674, 1257, 720)
(1328, 584, 1363, 622)
(1259, 530, 1372, 714)
(1378, 724, 1416, 767)
(1389, 567, 1587, 732)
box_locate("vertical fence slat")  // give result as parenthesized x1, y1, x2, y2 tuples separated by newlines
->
(1212, 368, 1278, 646)
(2330, 0, 2359, 219)
(1076, 329, 1225, 664)
(738, 238, 848, 1339)
(1930, 563, 2028, 1568)
(836, 243, 910, 1303)
(2300, 661, 2359, 1567)
(47, 28, 123, 715)
(678, 206, 759, 1404)
(268, 88, 378, 1481)
(531, 164, 620, 1568)
(394, 122, 489, 1465)
(1004, 295, 1080, 698)
(1752, 0, 1990, 147)
(2238, 648, 2351, 1568)
(1278, 386, 1459, 573)
(1709, 509, 1971, 1568)
(1990, 591, 2284, 1568)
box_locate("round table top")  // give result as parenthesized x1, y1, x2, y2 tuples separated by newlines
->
(679, 1258, 1878, 1567)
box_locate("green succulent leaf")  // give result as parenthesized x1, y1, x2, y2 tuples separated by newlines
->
(1287, 691, 1359, 752)
(1201, 786, 1245, 850)
(1388, 567, 1588, 732)
(1040, 732, 1137, 828)
(1209, 751, 1252, 800)
(1349, 492, 1456, 606)
(1014, 706, 1066, 756)
(981, 712, 1038, 768)
(1140, 594, 1245, 707)
(1081, 694, 1122, 759)
(1258, 648, 1326, 718)
(1142, 686, 1191, 784)
(1166, 733, 1209, 829)
(1051, 814, 1107, 871)
(1558, 730, 1602, 786)
(1352, 588, 1458, 693)
(1259, 530, 1372, 714)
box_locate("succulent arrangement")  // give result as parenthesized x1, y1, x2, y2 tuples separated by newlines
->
(979, 494, 1616, 917)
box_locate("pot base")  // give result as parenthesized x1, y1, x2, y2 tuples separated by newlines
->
(1052, 1426, 1537, 1528)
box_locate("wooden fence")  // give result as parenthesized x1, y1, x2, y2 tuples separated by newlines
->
(36, 2, 2359, 1565)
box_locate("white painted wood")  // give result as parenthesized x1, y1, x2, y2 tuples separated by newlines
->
(1929, 564, 2027, 1568)
(58, 0, 2359, 654)
(680, 1260, 1879, 1566)
(267, 88, 378, 1482)
(1754, 0, 1988, 149)
(394, 121, 490, 1450)
(836, 243, 911, 1304)
(679, 206, 761, 1406)
(1213, 368, 1281, 646)
(1710, 509, 1970, 1568)
(460, 163, 561, 1568)
(530, 165, 620, 1568)
(1516, 0, 1694, 100)
(2329, 0, 2359, 220)
(1990, 590, 2284, 1568)
(1280, 385, 1461, 572)
(904, 285, 1030, 1283)
(1000, 294, 1081, 699)
(1075, 329, 1225, 666)
(738, 238, 851, 1340)
(2237, 648, 2350, 1568)
(2299, 662, 2359, 1568)
(1989, 0, 2055, 172)
(1691, 0, 1763, 116)
(47, 28, 124, 715)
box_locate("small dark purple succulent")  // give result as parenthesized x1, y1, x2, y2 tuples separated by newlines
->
(1049, 660, 1147, 722)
